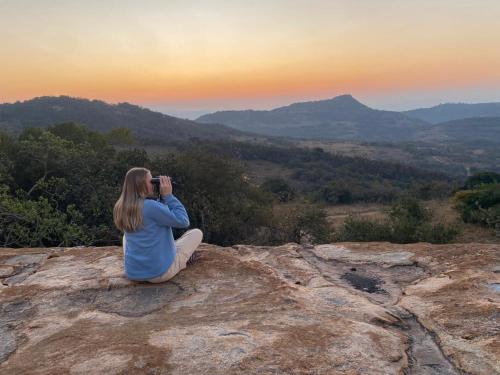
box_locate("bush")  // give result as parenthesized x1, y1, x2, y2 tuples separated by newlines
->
(388, 196, 432, 243)
(337, 197, 460, 244)
(417, 222, 461, 244)
(337, 216, 391, 242)
(453, 183, 500, 228)
(0, 185, 90, 247)
(266, 204, 332, 245)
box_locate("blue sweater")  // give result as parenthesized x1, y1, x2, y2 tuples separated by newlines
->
(124, 194, 189, 281)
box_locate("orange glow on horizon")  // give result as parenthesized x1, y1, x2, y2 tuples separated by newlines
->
(1, 1, 500, 107)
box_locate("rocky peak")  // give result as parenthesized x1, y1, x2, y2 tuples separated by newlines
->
(1, 242, 499, 374)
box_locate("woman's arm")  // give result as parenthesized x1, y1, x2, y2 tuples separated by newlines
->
(147, 196, 190, 228)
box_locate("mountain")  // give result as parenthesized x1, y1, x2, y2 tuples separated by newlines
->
(404, 102, 500, 124)
(0, 96, 254, 144)
(196, 95, 429, 142)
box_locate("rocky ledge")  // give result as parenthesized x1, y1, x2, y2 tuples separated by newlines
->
(0, 242, 499, 374)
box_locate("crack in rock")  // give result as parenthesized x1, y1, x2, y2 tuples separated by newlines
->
(401, 312, 469, 375)
(298, 245, 470, 375)
(0, 326, 17, 362)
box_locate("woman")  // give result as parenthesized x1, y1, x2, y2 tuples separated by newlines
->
(114, 167, 203, 283)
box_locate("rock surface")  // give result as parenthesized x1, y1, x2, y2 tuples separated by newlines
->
(0, 242, 498, 374)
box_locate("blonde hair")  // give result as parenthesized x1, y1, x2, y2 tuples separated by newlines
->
(113, 167, 150, 232)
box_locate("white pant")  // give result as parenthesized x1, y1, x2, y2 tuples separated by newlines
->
(123, 228, 203, 283)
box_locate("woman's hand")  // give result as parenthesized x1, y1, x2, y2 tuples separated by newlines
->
(159, 175, 172, 197)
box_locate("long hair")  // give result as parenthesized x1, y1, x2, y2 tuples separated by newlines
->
(113, 167, 150, 232)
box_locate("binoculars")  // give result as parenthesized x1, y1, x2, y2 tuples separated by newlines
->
(151, 177, 177, 187)
(151, 177, 178, 198)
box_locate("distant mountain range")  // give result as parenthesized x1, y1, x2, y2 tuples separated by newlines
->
(196, 95, 500, 144)
(403, 102, 500, 124)
(197, 95, 429, 142)
(1, 95, 499, 147)
(0, 96, 255, 144)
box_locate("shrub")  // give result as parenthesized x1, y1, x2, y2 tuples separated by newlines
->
(337, 197, 460, 244)
(0, 185, 90, 247)
(267, 204, 332, 245)
(337, 216, 391, 242)
(388, 196, 432, 243)
(453, 183, 500, 227)
(417, 222, 461, 244)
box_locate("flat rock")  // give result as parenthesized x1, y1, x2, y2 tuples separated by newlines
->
(312, 244, 416, 267)
(0, 242, 498, 374)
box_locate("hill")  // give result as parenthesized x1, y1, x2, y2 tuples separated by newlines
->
(417, 116, 500, 145)
(3, 95, 498, 177)
(1, 243, 498, 374)
(295, 137, 500, 177)
(0, 96, 257, 145)
(191, 140, 454, 203)
(196, 95, 429, 142)
(404, 102, 500, 124)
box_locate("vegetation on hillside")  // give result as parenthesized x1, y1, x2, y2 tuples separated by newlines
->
(186, 140, 455, 203)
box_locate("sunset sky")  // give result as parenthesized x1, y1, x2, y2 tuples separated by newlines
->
(1, 0, 500, 118)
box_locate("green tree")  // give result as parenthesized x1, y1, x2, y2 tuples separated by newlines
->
(0, 185, 89, 247)
(454, 183, 500, 229)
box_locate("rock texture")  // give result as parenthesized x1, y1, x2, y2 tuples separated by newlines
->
(0, 242, 498, 374)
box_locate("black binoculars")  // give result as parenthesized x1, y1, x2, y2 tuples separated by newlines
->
(150, 176, 178, 200)
(151, 177, 177, 187)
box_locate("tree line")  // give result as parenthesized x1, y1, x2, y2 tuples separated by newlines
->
(0, 123, 330, 247)
(2, 123, 493, 248)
